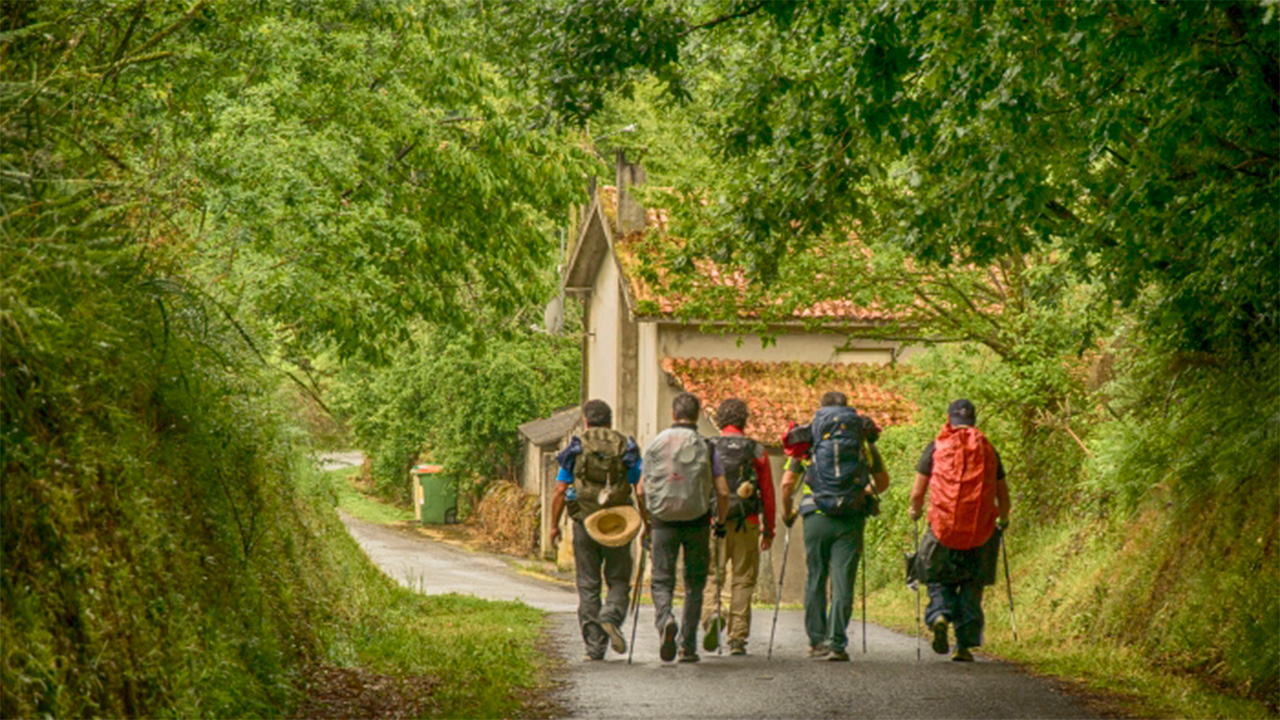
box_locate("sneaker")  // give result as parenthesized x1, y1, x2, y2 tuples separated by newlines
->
(931, 618, 949, 655)
(703, 614, 723, 652)
(659, 620, 678, 662)
(827, 650, 850, 662)
(808, 643, 830, 658)
(678, 648, 700, 663)
(729, 639, 747, 656)
(952, 647, 975, 662)
(601, 621, 627, 654)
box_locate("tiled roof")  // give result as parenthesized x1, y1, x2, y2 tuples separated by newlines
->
(597, 187, 895, 323)
(517, 407, 582, 446)
(661, 357, 916, 445)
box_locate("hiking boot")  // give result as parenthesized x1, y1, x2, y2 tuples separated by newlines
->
(952, 647, 975, 662)
(827, 650, 851, 662)
(601, 621, 626, 654)
(581, 653, 604, 662)
(678, 648, 700, 663)
(729, 639, 747, 656)
(703, 614, 723, 652)
(659, 620, 678, 662)
(808, 643, 830, 658)
(931, 618, 950, 655)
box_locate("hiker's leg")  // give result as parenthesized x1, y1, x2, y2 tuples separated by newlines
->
(600, 541, 634, 627)
(825, 516, 863, 653)
(650, 523, 680, 634)
(924, 583, 951, 626)
(679, 522, 711, 653)
(727, 521, 759, 643)
(953, 580, 986, 650)
(803, 514, 833, 647)
(700, 522, 730, 630)
(572, 521, 607, 657)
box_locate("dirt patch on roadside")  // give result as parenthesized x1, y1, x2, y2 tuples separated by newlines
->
(294, 664, 439, 719)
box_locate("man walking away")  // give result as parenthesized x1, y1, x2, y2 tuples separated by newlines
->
(550, 399, 643, 661)
(780, 391, 890, 662)
(908, 399, 1011, 662)
(641, 392, 731, 663)
(701, 398, 776, 656)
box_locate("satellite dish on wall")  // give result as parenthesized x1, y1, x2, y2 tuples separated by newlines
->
(544, 296, 565, 335)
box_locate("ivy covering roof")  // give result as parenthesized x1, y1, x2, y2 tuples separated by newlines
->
(661, 357, 916, 445)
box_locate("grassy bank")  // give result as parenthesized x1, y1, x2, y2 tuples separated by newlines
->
(325, 466, 416, 525)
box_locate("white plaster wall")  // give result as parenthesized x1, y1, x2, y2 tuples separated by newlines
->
(659, 326, 897, 365)
(637, 321, 661, 447)
(586, 258, 621, 410)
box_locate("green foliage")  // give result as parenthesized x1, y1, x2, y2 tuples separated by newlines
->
(518, 0, 1279, 358)
(333, 322, 581, 508)
(3, 1, 580, 716)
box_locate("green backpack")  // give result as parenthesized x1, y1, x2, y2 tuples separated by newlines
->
(568, 427, 631, 521)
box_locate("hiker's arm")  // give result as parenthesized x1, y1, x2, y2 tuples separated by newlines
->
(780, 467, 799, 523)
(756, 453, 776, 550)
(996, 475, 1011, 526)
(868, 445, 890, 494)
(549, 482, 568, 546)
(714, 474, 730, 526)
(908, 473, 930, 520)
(635, 479, 651, 535)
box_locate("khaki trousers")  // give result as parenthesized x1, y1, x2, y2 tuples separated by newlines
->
(701, 520, 760, 643)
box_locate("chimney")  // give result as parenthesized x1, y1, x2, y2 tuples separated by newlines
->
(615, 150, 647, 236)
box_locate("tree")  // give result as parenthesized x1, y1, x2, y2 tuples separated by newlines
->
(516, 0, 1279, 358)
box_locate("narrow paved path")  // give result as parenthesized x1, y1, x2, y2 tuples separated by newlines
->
(341, 514, 1099, 719)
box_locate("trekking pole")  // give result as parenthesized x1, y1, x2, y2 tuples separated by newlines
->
(1001, 530, 1018, 642)
(861, 546, 868, 654)
(913, 518, 921, 662)
(767, 522, 792, 660)
(628, 536, 648, 665)
(713, 533, 725, 655)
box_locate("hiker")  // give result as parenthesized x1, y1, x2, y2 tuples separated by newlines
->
(549, 399, 644, 661)
(908, 399, 1011, 662)
(640, 392, 731, 663)
(780, 391, 890, 662)
(700, 397, 776, 656)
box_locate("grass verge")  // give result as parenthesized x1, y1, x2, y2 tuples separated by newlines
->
(304, 465, 554, 719)
(324, 466, 415, 525)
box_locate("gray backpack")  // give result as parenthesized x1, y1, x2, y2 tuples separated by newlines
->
(643, 426, 712, 522)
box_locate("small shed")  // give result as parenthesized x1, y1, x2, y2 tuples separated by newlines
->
(517, 407, 582, 560)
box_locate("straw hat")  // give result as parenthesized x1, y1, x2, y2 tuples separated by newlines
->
(583, 505, 643, 547)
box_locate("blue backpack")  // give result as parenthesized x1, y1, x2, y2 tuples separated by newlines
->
(807, 405, 872, 517)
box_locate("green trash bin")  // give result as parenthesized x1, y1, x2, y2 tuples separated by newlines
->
(413, 465, 457, 525)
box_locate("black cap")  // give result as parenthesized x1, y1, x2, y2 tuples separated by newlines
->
(948, 399, 976, 427)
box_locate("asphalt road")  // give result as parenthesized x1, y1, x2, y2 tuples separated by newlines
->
(341, 514, 1099, 719)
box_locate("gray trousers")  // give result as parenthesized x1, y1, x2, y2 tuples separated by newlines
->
(573, 521, 634, 657)
(650, 519, 711, 653)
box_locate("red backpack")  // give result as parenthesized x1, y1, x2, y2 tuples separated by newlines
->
(928, 423, 998, 550)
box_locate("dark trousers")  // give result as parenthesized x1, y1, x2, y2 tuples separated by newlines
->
(926, 581, 985, 650)
(573, 520, 634, 658)
(650, 519, 710, 653)
(802, 512, 865, 653)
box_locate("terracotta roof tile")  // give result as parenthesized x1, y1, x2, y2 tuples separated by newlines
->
(598, 187, 896, 323)
(661, 357, 917, 445)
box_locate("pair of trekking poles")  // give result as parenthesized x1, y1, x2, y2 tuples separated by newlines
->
(625, 530, 730, 664)
(763, 516, 1018, 660)
(908, 518, 1019, 660)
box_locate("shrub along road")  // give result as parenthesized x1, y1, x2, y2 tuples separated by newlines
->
(342, 515, 1102, 719)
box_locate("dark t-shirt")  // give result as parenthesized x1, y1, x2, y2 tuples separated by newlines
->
(916, 441, 1006, 480)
